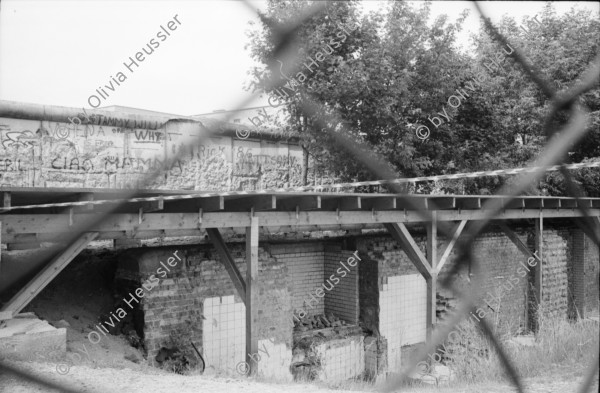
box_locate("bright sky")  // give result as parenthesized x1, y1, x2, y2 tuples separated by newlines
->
(0, 1, 597, 116)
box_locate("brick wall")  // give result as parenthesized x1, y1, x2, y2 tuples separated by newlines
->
(571, 228, 599, 317)
(429, 227, 580, 331)
(356, 236, 428, 372)
(541, 229, 570, 319)
(358, 247, 379, 335)
(110, 225, 597, 379)
(465, 230, 530, 332)
(355, 227, 579, 369)
(324, 247, 359, 324)
(583, 232, 599, 314)
(271, 243, 325, 317)
(116, 243, 292, 363)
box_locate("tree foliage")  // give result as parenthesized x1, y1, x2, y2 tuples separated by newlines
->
(247, 0, 599, 195)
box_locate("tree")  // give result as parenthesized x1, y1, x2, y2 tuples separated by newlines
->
(246, 1, 599, 195)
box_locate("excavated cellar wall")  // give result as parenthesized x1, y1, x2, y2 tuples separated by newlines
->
(270, 243, 325, 318)
(356, 235, 427, 372)
(571, 228, 600, 317)
(356, 225, 593, 374)
(115, 243, 292, 379)
(108, 224, 596, 379)
(114, 240, 368, 381)
(324, 247, 359, 324)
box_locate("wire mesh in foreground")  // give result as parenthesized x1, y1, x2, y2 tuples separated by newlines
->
(1, 1, 599, 392)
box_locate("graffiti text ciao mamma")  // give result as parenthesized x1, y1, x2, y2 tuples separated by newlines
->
(51, 157, 94, 172)
(103, 156, 183, 175)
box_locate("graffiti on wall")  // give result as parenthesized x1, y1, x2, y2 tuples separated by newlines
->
(0, 116, 304, 190)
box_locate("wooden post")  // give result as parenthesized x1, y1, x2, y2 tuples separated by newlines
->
(206, 228, 246, 301)
(245, 216, 259, 376)
(436, 220, 467, 274)
(533, 212, 543, 331)
(426, 212, 437, 342)
(2, 192, 10, 209)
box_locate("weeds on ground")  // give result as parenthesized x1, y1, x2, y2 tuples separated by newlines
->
(159, 321, 203, 375)
(312, 311, 598, 390)
(442, 308, 599, 384)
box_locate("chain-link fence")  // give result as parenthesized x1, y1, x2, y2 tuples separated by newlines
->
(1, 1, 599, 392)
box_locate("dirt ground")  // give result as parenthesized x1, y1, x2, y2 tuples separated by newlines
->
(0, 359, 597, 393)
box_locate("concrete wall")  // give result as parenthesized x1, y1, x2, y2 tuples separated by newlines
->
(0, 106, 304, 190)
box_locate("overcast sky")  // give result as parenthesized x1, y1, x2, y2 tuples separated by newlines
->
(0, 1, 597, 116)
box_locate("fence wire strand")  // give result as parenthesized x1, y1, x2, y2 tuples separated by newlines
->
(1, 1, 599, 392)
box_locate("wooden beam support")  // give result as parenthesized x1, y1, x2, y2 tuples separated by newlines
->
(2, 192, 11, 208)
(498, 223, 541, 263)
(426, 213, 438, 272)
(533, 212, 543, 331)
(384, 222, 432, 279)
(426, 212, 437, 342)
(1, 209, 600, 236)
(436, 220, 468, 274)
(78, 193, 95, 211)
(245, 216, 259, 376)
(0, 232, 99, 314)
(206, 228, 246, 302)
(593, 216, 600, 243)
